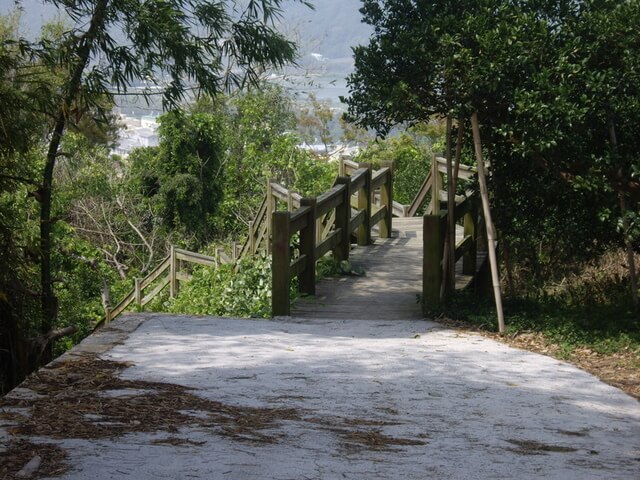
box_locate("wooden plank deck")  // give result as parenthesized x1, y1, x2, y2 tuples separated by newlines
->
(291, 217, 480, 320)
(292, 217, 423, 320)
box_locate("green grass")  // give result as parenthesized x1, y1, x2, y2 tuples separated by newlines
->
(444, 291, 640, 356)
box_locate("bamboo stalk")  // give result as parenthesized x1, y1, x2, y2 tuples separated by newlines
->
(470, 112, 505, 334)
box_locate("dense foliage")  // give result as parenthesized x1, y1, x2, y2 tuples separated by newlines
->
(345, 0, 640, 299)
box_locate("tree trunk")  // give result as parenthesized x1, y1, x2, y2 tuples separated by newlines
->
(608, 119, 638, 314)
(38, 0, 110, 360)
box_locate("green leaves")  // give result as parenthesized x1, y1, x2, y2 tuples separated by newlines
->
(169, 253, 278, 318)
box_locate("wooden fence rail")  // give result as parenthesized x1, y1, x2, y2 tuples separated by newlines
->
(272, 164, 393, 316)
(103, 247, 217, 325)
(340, 156, 476, 219)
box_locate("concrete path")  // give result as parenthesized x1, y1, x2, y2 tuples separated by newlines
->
(1, 314, 639, 479)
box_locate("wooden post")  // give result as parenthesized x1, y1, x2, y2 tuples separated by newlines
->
(105, 308, 112, 325)
(380, 161, 393, 238)
(169, 245, 178, 298)
(463, 204, 477, 275)
(231, 242, 237, 262)
(339, 157, 345, 177)
(272, 211, 291, 316)
(430, 154, 441, 214)
(299, 198, 317, 296)
(471, 112, 505, 334)
(423, 214, 443, 311)
(334, 177, 351, 262)
(266, 179, 273, 254)
(249, 220, 255, 254)
(316, 218, 323, 244)
(357, 163, 372, 246)
(134, 278, 142, 307)
(287, 191, 293, 212)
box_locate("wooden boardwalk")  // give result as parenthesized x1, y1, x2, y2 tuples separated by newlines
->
(292, 217, 482, 320)
(291, 218, 416, 319)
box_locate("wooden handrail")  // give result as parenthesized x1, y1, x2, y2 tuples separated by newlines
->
(272, 162, 394, 316)
(101, 247, 218, 327)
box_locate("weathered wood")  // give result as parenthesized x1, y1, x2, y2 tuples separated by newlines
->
(342, 158, 359, 174)
(315, 229, 341, 260)
(290, 205, 312, 233)
(407, 174, 433, 217)
(445, 117, 456, 294)
(435, 156, 475, 179)
(370, 205, 388, 229)
(430, 154, 441, 215)
(107, 289, 135, 322)
(299, 198, 317, 296)
(293, 217, 424, 320)
(272, 211, 291, 316)
(371, 167, 389, 189)
(141, 276, 170, 306)
(170, 245, 178, 298)
(455, 235, 473, 263)
(141, 256, 171, 290)
(248, 220, 256, 254)
(266, 178, 273, 254)
(270, 182, 302, 206)
(134, 278, 142, 307)
(175, 249, 216, 267)
(289, 254, 307, 277)
(316, 184, 345, 217)
(463, 207, 477, 275)
(334, 176, 351, 261)
(350, 209, 365, 233)
(357, 164, 372, 246)
(321, 210, 336, 240)
(423, 215, 443, 310)
(349, 168, 368, 192)
(380, 162, 393, 238)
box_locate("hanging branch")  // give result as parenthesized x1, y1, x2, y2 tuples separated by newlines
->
(470, 112, 505, 334)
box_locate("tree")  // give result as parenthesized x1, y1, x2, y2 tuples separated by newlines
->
(7, 0, 308, 351)
(344, 0, 639, 303)
(297, 92, 335, 154)
(131, 110, 225, 245)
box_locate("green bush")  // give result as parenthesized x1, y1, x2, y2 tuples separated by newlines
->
(169, 253, 294, 318)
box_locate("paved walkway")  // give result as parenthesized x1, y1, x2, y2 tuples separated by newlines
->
(2, 314, 638, 479)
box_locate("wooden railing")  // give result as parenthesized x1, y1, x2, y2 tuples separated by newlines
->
(103, 247, 220, 325)
(339, 156, 476, 219)
(422, 193, 481, 309)
(271, 164, 393, 316)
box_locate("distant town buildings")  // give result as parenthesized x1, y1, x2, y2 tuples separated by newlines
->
(111, 114, 159, 158)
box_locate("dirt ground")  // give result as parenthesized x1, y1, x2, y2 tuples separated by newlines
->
(438, 317, 640, 400)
